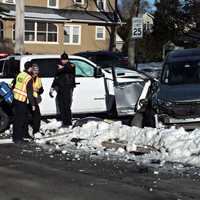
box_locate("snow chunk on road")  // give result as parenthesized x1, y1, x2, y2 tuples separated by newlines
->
(37, 120, 200, 167)
(41, 119, 62, 131)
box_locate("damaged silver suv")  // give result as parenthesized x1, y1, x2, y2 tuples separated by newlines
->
(151, 48, 200, 129)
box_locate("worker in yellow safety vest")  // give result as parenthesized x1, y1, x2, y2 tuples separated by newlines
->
(12, 62, 35, 143)
(30, 64, 44, 135)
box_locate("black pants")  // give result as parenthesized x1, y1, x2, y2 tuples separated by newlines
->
(13, 100, 28, 141)
(30, 104, 41, 134)
(57, 87, 73, 126)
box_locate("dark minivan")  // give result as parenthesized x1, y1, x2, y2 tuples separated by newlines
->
(151, 48, 200, 129)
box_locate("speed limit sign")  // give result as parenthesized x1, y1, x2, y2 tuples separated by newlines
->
(132, 17, 143, 39)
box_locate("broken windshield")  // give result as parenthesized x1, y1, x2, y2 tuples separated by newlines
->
(161, 61, 200, 85)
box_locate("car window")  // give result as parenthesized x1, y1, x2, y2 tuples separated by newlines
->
(2, 59, 20, 78)
(31, 58, 59, 77)
(94, 53, 120, 68)
(95, 53, 118, 62)
(161, 64, 169, 83)
(70, 59, 94, 77)
(0, 60, 4, 74)
(162, 61, 200, 85)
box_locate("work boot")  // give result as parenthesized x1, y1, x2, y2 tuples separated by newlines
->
(23, 135, 34, 141)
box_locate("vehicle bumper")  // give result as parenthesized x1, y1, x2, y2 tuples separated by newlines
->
(155, 114, 200, 130)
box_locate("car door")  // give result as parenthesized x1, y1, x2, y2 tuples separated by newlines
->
(112, 68, 147, 116)
(70, 58, 107, 114)
(0, 58, 20, 85)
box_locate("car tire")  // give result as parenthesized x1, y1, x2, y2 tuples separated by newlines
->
(131, 113, 144, 128)
(0, 107, 9, 133)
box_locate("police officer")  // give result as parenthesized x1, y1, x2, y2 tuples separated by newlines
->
(50, 52, 75, 127)
(31, 64, 44, 135)
(12, 62, 35, 143)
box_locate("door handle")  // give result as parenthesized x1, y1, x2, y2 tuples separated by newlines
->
(76, 82, 80, 85)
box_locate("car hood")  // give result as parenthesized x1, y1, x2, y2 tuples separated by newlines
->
(104, 67, 147, 79)
(157, 84, 200, 103)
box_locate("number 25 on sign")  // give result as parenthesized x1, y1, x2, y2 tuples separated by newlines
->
(132, 17, 143, 39)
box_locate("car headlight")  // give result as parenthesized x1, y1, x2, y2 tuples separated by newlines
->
(157, 99, 173, 107)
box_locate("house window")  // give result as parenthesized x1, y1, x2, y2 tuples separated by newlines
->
(36, 22, 58, 42)
(0, 21, 3, 40)
(37, 22, 47, 42)
(25, 21, 35, 41)
(144, 22, 153, 32)
(64, 25, 81, 45)
(48, 0, 58, 8)
(2, 0, 15, 4)
(47, 23, 58, 42)
(13, 21, 58, 43)
(74, 0, 84, 5)
(96, 0, 106, 11)
(96, 26, 105, 40)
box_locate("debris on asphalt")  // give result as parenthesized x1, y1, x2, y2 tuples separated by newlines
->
(3, 119, 200, 168)
(33, 120, 200, 167)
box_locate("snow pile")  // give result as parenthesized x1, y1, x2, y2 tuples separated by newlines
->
(37, 120, 200, 167)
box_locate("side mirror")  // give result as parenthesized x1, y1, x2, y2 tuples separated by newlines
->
(94, 67, 104, 78)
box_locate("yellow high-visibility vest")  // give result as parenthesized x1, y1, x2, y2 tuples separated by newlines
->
(33, 77, 42, 98)
(13, 72, 32, 102)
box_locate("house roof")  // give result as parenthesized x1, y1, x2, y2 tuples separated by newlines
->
(143, 12, 154, 19)
(0, 3, 121, 25)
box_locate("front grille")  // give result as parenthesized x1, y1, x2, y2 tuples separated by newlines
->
(171, 103, 200, 118)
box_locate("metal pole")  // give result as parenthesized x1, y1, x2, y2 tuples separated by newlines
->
(128, 0, 140, 69)
(15, 0, 24, 54)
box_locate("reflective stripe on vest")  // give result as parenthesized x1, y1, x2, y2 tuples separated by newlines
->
(33, 77, 42, 98)
(13, 72, 32, 102)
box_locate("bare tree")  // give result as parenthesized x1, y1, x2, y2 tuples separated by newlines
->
(72, 0, 121, 51)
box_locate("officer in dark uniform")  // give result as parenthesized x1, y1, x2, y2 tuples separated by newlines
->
(49, 52, 75, 127)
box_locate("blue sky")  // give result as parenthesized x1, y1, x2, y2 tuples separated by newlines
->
(148, 0, 155, 4)
(119, 0, 155, 8)
(118, 0, 156, 12)
(147, 0, 155, 9)
(148, 0, 156, 10)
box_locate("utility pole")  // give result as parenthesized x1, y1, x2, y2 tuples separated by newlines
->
(109, 0, 118, 51)
(128, 0, 140, 69)
(15, 0, 24, 54)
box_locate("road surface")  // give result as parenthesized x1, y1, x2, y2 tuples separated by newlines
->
(0, 143, 199, 200)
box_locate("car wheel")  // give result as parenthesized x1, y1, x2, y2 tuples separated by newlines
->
(0, 107, 9, 133)
(72, 117, 103, 128)
(143, 107, 156, 128)
(131, 113, 144, 128)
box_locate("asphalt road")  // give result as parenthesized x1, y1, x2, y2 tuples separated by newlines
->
(0, 143, 199, 200)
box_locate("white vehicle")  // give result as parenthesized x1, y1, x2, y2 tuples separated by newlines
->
(0, 54, 150, 130)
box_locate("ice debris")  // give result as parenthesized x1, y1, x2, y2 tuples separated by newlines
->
(37, 120, 200, 167)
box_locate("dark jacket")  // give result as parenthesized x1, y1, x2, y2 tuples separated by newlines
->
(51, 62, 75, 90)
(26, 78, 35, 107)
